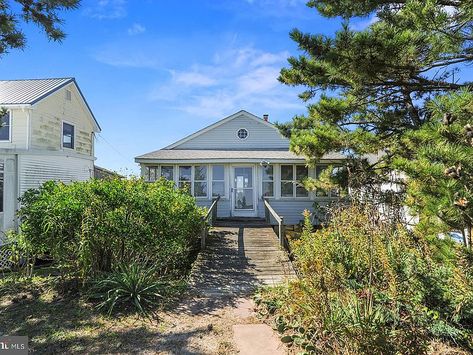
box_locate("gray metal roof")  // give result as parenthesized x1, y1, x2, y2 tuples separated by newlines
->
(0, 78, 101, 132)
(135, 149, 347, 162)
(0, 78, 74, 105)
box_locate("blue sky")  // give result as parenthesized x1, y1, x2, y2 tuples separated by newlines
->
(0, 0, 368, 175)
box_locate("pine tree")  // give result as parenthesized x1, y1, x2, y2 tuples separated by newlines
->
(394, 91, 473, 245)
(0, 0, 80, 55)
(278, 0, 473, 190)
(279, 0, 473, 229)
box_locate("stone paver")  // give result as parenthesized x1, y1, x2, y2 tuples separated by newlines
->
(233, 324, 285, 355)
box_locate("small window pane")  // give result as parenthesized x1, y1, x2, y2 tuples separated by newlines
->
(145, 167, 159, 182)
(161, 166, 174, 180)
(296, 184, 309, 197)
(281, 165, 293, 180)
(262, 182, 274, 197)
(0, 113, 10, 141)
(63, 122, 74, 149)
(281, 181, 293, 197)
(179, 166, 191, 181)
(212, 181, 225, 197)
(212, 165, 224, 180)
(296, 165, 308, 179)
(194, 165, 207, 181)
(194, 182, 207, 197)
(262, 166, 273, 181)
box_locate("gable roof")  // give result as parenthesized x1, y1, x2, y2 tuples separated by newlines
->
(163, 110, 280, 149)
(0, 78, 101, 131)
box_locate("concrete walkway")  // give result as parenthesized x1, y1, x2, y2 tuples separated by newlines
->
(190, 220, 296, 297)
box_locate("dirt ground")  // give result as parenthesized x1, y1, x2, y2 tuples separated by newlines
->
(0, 281, 265, 354)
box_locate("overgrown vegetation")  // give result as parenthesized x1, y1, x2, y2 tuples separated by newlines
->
(9, 178, 204, 314)
(256, 205, 473, 354)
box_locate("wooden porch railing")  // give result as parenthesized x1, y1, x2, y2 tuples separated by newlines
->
(263, 198, 289, 251)
(201, 195, 220, 249)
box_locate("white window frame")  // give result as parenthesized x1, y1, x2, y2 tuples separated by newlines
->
(280, 164, 309, 199)
(62, 121, 75, 150)
(261, 165, 274, 198)
(177, 165, 209, 199)
(145, 166, 159, 182)
(0, 111, 12, 142)
(211, 165, 225, 199)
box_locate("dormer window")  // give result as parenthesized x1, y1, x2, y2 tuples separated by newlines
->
(237, 128, 249, 140)
(0, 111, 11, 141)
(62, 122, 75, 149)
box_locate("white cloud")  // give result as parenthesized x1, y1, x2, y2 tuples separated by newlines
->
(94, 48, 159, 69)
(148, 45, 303, 118)
(173, 71, 217, 87)
(127, 23, 146, 35)
(351, 15, 379, 31)
(84, 0, 127, 20)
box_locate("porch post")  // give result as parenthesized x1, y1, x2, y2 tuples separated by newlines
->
(279, 216, 285, 247)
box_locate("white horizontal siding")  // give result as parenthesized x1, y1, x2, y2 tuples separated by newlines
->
(19, 155, 93, 194)
(175, 114, 289, 150)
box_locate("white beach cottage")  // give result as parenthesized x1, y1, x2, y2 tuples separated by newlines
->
(0, 78, 101, 232)
(135, 110, 344, 225)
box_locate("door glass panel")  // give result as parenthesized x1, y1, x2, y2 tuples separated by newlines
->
(233, 167, 253, 210)
(235, 189, 254, 210)
(234, 167, 252, 188)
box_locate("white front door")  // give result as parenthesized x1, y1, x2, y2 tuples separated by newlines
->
(231, 166, 257, 217)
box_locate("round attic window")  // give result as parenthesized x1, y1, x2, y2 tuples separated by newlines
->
(237, 128, 249, 140)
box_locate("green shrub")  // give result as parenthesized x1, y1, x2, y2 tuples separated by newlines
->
(17, 178, 204, 280)
(256, 204, 473, 354)
(92, 262, 166, 316)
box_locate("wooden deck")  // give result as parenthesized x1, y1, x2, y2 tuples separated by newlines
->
(190, 220, 296, 296)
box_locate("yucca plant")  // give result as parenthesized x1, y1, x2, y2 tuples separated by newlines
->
(92, 262, 165, 316)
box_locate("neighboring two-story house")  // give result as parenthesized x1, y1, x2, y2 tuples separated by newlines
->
(135, 110, 345, 225)
(0, 78, 101, 232)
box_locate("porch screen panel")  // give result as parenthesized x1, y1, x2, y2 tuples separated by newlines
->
(146, 166, 159, 182)
(281, 165, 293, 197)
(194, 165, 207, 197)
(296, 165, 309, 197)
(161, 166, 174, 181)
(212, 165, 225, 197)
(262, 165, 274, 197)
(178, 166, 192, 193)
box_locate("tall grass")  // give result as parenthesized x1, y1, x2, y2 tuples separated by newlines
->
(256, 204, 473, 354)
